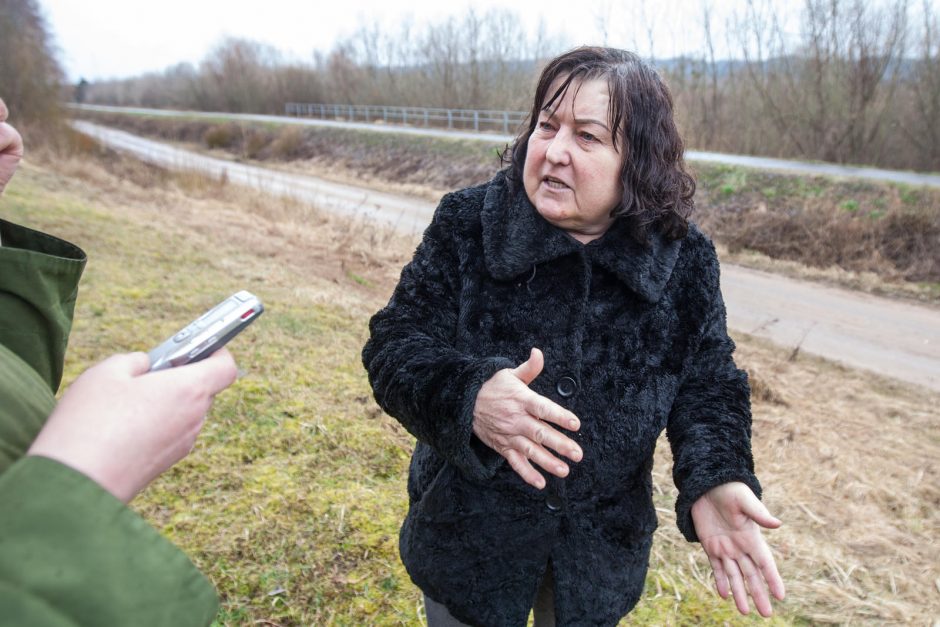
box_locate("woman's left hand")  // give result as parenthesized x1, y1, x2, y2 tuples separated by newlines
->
(691, 481, 786, 617)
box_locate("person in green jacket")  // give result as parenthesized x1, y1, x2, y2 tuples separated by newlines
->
(0, 98, 238, 626)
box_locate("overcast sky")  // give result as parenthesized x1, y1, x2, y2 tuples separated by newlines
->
(40, 0, 807, 82)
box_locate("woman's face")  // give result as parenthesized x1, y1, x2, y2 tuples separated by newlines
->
(523, 76, 623, 244)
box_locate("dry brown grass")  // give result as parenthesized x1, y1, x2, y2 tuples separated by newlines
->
(692, 165, 940, 288)
(647, 334, 940, 625)
(18, 141, 940, 625)
(34, 134, 414, 315)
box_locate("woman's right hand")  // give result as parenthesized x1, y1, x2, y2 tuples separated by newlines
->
(472, 348, 582, 489)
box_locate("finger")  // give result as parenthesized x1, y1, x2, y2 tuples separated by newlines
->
(741, 494, 782, 529)
(502, 447, 546, 489)
(183, 348, 239, 393)
(754, 545, 786, 602)
(152, 348, 238, 395)
(723, 557, 750, 615)
(708, 556, 730, 599)
(510, 435, 569, 478)
(524, 393, 580, 432)
(527, 417, 582, 462)
(511, 347, 544, 385)
(95, 351, 152, 377)
(124, 351, 154, 376)
(737, 553, 773, 617)
(0, 122, 24, 157)
(0, 99, 7, 122)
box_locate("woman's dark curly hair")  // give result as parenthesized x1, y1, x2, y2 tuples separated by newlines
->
(506, 46, 695, 244)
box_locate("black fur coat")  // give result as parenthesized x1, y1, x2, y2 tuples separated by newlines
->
(362, 171, 760, 626)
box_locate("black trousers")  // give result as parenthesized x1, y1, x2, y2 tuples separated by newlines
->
(424, 564, 555, 627)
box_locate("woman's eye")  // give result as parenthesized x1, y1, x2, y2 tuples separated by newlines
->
(538, 121, 554, 131)
(579, 131, 597, 142)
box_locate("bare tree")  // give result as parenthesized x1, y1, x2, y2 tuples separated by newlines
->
(198, 38, 284, 112)
(594, 0, 614, 46)
(700, 0, 722, 146)
(421, 16, 463, 108)
(733, 0, 909, 164)
(902, 0, 940, 170)
(325, 43, 366, 105)
(0, 0, 64, 129)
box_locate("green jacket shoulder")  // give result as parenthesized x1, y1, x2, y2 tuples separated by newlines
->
(0, 219, 218, 626)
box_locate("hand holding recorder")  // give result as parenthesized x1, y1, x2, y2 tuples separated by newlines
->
(29, 350, 237, 502)
(29, 292, 263, 502)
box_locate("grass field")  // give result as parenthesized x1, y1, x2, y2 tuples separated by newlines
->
(4, 144, 938, 625)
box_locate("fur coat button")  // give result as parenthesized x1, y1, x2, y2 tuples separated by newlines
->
(556, 376, 578, 398)
(545, 494, 563, 511)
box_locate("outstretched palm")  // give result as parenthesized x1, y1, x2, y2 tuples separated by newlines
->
(691, 481, 786, 617)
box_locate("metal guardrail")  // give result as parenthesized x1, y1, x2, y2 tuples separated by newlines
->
(285, 102, 528, 134)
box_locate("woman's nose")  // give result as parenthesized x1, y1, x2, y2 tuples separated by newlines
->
(545, 130, 572, 165)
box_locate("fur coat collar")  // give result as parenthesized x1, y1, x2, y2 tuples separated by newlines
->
(481, 171, 682, 303)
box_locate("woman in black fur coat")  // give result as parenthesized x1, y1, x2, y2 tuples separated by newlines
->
(363, 47, 785, 626)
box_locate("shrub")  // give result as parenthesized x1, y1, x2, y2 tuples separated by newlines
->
(242, 128, 269, 159)
(203, 124, 239, 149)
(269, 126, 306, 161)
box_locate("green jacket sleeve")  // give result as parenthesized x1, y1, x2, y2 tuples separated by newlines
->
(0, 456, 219, 627)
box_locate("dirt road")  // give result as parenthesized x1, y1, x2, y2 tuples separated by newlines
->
(73, 120, 940, 391)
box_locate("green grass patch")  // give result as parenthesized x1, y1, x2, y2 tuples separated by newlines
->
(347, 272, 372, 287)
(897, 184, 923, 206)
(4, 171, 415, 624)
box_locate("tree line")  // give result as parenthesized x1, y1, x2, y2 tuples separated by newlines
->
(81, 9, 562, 113)
(666, 0, 939, 172)
(2, 0, 938, 171)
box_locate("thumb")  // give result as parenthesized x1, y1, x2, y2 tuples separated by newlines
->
(511, 347, 544, 385)
(157, 347, 238, 396)
(742, 493, 782, 529)
(98, 352, 152, 377)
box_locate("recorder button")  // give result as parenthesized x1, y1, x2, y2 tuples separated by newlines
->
(173, 329, 192, 343)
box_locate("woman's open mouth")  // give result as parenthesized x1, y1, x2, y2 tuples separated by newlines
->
(543, 176, 570, 190)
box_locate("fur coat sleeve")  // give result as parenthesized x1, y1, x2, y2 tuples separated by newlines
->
(362, 192, 515, 481)
(666, 236, 761, 542)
